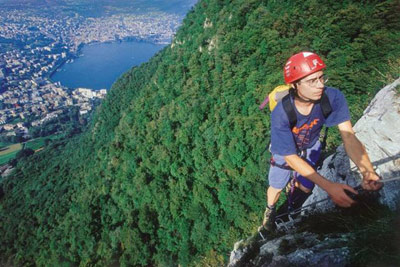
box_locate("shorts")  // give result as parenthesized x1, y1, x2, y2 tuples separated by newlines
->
(268, 140, 321, 190)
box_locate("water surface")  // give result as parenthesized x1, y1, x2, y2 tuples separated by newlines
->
(51, 41, 165, 90)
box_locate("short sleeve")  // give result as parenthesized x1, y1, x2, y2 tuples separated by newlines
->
(324, 88, 351, 127)
(270, 104, 298, 156)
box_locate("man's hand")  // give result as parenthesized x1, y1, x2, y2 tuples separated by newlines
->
(325, 182, 358, 207)
(361, 171, 383, 191)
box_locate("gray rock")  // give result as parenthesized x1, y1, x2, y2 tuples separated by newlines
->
(352, 78, 400, 210)
(265, 255, 290, 267)
(228, 240, 247, 266)
(259, 232, 319, 257)
(287, 247, 349, 267)
(240, 232, 350, 267)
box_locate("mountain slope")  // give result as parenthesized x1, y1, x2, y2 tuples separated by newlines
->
(1, 0, 399, 265)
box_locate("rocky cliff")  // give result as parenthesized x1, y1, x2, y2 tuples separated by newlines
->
(228, 78, 400, 267)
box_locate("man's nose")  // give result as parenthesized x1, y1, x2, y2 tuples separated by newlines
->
(316, 78, 324, 88)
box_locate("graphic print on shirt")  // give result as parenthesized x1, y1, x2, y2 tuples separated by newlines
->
(292, 118, 320, 148)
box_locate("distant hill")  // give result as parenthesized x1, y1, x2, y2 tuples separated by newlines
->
(0, 0, 198, 18)
(0, 0, 198, 15)
(0, 0, 399, 266)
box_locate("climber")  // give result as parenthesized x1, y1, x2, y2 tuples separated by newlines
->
(259, 51, 382, 232)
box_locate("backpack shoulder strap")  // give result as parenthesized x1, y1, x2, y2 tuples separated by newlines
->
(320, 91, 332, 119)
(282, 89, 331, 130)
(282, 89, 297, 130)
(316, 90, 333, 169)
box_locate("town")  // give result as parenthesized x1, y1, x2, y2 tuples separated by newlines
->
(0, 6, 181, 141)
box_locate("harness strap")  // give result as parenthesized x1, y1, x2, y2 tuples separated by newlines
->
(270, 157, 292, 170)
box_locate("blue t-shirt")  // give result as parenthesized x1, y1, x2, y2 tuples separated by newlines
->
(270, 87, 351, 156)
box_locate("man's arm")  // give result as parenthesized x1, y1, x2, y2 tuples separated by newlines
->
(284, 154, 358, 207)
(338, 120, 382, 191)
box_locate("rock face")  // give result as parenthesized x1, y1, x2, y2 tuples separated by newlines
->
(352, 78, 400, 209)
(228, 232, 351, 267)
(228, 78, 400, 267)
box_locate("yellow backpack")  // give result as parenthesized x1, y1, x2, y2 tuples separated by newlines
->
(259, 85, 291, 111)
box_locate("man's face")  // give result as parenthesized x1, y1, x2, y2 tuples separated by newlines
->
(294, 70, 326, 101)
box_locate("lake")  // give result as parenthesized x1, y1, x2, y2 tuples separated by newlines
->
(51, 41, 166, 90)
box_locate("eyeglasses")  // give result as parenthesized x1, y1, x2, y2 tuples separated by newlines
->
(298, 74, 328, 87)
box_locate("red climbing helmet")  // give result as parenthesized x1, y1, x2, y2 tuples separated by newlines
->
(283, 52, 326, 84)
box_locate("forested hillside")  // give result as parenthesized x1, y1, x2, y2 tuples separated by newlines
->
(1, 0, 399, 265)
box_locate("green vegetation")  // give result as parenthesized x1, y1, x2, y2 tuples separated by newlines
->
(0, 141, 12, 148)
(0, 143, 22, 165)
(25, 135, 63, 151)
(0, 143, 22, 156)
(24, 138, 45, 151)
(1, 0, 399, 266)
(0, 135, 65, 166)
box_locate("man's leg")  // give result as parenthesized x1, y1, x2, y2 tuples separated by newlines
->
(268, 186, 283, 206)
(260, 161, 291, 231)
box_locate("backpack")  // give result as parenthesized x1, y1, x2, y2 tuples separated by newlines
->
(259, 85, 291, 111)
(259, 85, 332, 130)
